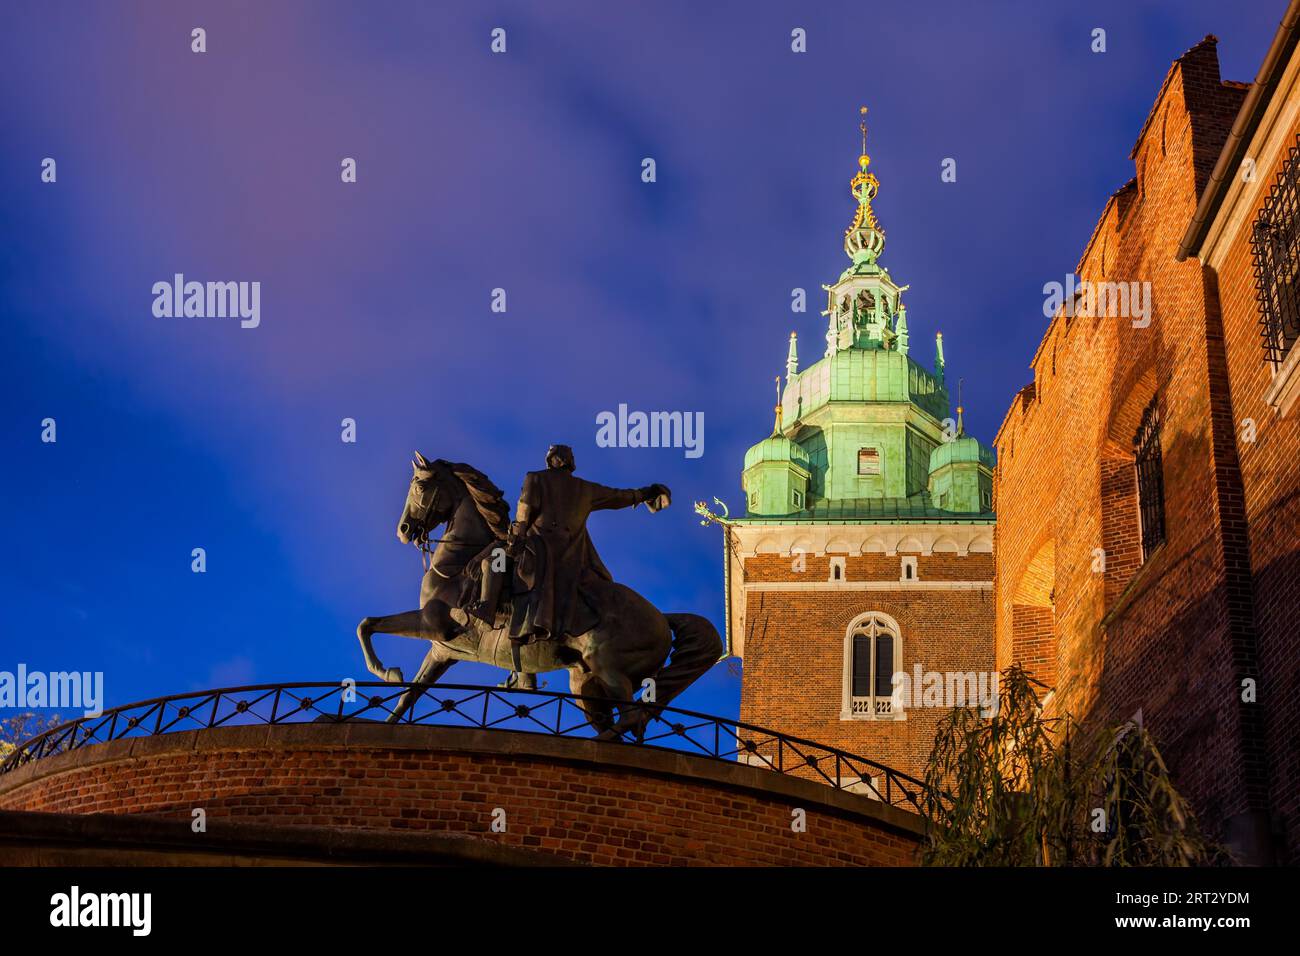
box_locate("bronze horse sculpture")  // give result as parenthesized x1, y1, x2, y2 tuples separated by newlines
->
(357, 454, 722, 739)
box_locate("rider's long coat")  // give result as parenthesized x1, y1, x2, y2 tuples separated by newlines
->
(508, 468, 642, 643)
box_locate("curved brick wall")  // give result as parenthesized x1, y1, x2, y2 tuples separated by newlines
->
(0, 724, 922, 866)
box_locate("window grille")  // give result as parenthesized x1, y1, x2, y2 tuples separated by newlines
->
(1250, 135, 1300, 366)
(1133, 398, 1166, 560)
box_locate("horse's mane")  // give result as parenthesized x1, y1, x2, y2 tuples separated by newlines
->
(439, 460, 511, 540)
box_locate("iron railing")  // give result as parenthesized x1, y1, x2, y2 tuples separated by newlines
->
(0, 681, 939, 812)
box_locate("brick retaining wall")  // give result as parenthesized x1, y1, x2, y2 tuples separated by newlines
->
(0, 723, 922, 866)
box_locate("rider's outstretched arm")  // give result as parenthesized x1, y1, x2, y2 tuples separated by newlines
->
(587, 480, 670, 512)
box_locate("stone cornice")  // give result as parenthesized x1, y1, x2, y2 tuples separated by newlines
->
(731, 522, 995, 558)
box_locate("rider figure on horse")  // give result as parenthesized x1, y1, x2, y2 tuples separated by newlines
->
(360, 448, 721, 733)
(467, 445, 670, 656)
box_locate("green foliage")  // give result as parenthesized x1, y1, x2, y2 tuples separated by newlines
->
(919, 665, 1226, 866)
(1088, 721, 1230, 866)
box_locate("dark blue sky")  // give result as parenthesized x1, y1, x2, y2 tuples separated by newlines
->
(0, 1, 1283, 720)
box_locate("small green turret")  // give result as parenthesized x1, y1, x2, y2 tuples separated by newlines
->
(927, 432, 994, 513)
(742, 377, 811, 516)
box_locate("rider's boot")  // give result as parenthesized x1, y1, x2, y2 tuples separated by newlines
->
(466, 556, 503, 626)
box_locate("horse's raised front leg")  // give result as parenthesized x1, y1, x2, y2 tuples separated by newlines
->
(357, 599, 460, 682)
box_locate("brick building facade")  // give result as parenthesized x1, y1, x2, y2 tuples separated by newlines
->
(1179, 2, 1300, 865)
(995, 11, 1300, 865)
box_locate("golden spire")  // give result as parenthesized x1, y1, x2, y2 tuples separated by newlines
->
(772, 375, 783, 436)
(956, 377, 965, 436)
(859, 105, 870, 170)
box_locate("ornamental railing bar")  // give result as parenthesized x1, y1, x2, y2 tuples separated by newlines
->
(0, 681, 943, 813)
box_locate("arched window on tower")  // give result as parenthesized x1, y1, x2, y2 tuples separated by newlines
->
(842, 612, 903, 720)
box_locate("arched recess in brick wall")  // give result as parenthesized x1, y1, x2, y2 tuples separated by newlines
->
(1098, 367, 1158, 606)
(1010, 539, 1056, 689)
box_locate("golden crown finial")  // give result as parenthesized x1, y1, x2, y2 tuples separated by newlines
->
(845, 104, 884, 260)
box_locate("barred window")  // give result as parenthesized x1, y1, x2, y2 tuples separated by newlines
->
(1250, 136, 1300, 366)
(1134, 398, 1166, 560)
(858, 447, 881, 475)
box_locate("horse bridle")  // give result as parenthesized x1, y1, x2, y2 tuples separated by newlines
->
(409, 466, 478, 578)
(409, 472, 445, 571)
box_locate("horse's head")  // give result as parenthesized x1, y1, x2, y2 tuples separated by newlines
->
(397, 451, 454, 545)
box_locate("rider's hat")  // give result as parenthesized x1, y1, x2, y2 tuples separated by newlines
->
(546, 444, 576, 472)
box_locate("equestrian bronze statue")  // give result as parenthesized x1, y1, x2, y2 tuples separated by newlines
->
(357, 449, 722, 739)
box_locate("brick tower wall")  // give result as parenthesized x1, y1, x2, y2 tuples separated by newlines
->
(738, 549, 994, 782)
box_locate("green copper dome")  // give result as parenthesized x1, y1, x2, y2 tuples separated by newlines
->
(781, 347, 948, 428)
(744, 433, 811, 471)
(928, 435, 994, 471)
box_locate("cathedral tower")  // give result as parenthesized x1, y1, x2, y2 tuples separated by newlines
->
(707, 111, 996, 785)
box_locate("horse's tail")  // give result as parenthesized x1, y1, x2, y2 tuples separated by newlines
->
(651, 613, 724, 708)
